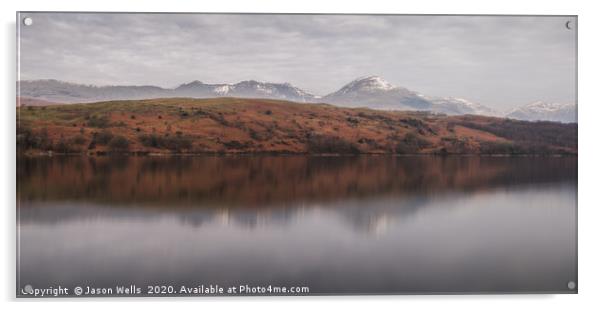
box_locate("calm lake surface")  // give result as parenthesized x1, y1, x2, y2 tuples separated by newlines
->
(17, 156, 577, 295)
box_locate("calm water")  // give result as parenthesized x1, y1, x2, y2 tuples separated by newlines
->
(17, 156, 577, 295)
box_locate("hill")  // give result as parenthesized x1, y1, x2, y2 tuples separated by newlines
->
(16, 97, 577, 155)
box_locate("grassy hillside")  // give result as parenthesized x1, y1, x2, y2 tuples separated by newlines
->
(17, 97, 577, 155)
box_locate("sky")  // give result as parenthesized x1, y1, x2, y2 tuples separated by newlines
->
(18, 13, 576, 111)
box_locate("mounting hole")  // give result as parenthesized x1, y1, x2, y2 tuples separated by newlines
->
(567, 281, 576, 290)
(23, 17, 33, 26)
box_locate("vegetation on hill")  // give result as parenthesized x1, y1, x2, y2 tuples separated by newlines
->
(16, 97, 577, 155)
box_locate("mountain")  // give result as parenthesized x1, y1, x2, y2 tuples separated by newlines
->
(174, 80, 318, 102)
(18, 79, 171, 103)
(18, 79, 317, 104)
(321, 76, 497, 116)
(427, 97, 498, 116)
(322, 76, 433, 110)
(506, 101, 577, 123)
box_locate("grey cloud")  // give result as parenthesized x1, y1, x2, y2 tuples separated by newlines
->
(18, 13, 576, 110)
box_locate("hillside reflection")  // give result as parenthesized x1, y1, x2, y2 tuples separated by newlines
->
(18, 156, 576, 234)
(18, 155, 576, 208)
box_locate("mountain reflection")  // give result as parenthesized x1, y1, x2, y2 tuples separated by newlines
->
(18, 195, 431, 234)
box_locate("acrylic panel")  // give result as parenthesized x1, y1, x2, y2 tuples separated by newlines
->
(16, 12, 577, 297)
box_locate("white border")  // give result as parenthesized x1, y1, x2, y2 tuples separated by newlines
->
(3, 0, 601, 309)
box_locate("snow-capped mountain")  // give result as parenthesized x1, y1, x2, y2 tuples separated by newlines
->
(322, 76, 497, 116)
(175, 80, 318, 102)
(506, 101, 577, 123)
(331, 75, 397, 93)
(322, 76, 434, 110)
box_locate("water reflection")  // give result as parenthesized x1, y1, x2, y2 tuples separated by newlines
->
(18, 156, 576, 207)
(17, 156, 577, 294)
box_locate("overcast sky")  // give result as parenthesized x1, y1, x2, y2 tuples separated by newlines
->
(18, 13, 576, 110)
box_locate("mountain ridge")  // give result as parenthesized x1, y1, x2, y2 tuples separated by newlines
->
(18, 77, 576, 122)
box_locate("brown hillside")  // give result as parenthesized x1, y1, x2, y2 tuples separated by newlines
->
(16, 97, 577, 155)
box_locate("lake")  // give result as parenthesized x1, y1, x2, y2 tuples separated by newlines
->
(17, 155, 577, 295)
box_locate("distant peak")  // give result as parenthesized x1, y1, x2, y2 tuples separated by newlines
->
(175, 80, 209, 90)
(354, 75, 385, 81)
(179, 80, 205, 86)
(354, 75, 391, 84)
(338, 75, 397, 93)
